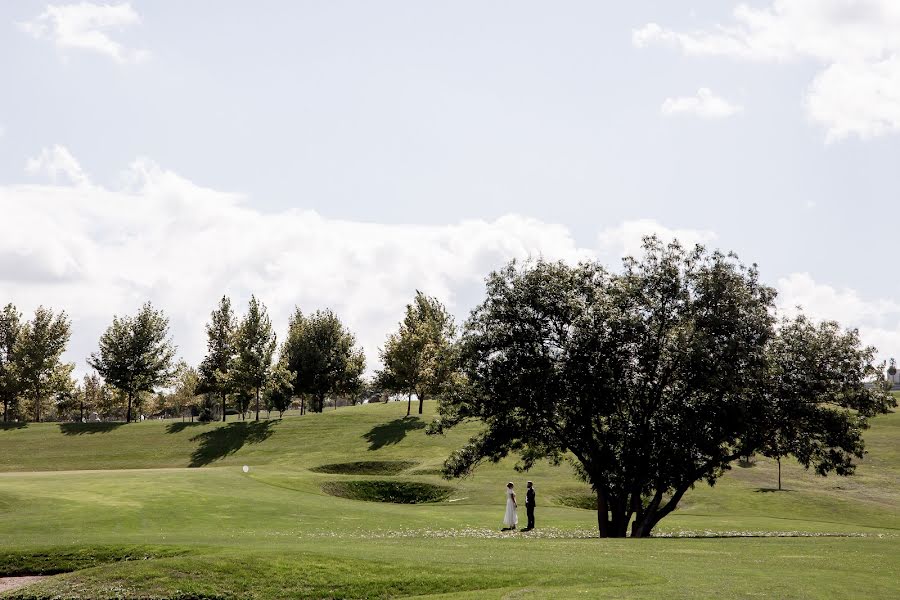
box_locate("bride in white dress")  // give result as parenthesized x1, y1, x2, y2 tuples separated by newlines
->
(503, 482, 518, 529)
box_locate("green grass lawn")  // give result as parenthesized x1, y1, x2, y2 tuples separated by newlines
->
(0, 402, 897, 598)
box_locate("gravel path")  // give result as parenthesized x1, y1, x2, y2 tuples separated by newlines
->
(0, 576, 48, 593)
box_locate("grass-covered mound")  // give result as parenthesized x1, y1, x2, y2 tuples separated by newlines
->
(1, 549, 525, 600)
(322, 480, 453, 503)
(0, 546, 188, 577)
(310, 460, 417, 475)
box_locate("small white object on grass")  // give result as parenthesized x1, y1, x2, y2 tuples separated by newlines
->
(242, 465, 249, 473)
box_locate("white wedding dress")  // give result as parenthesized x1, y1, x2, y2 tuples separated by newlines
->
(503, 488, 518, 528)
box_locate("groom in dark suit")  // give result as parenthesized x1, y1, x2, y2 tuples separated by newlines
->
(524, 481, 536, 530)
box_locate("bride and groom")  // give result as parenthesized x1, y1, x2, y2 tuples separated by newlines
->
(502, 481, 535, 531)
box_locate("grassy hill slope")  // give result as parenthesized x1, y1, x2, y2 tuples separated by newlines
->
(0, 402, 897, 599)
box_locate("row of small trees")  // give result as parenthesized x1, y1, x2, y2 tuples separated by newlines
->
(0, 290, 457, 424)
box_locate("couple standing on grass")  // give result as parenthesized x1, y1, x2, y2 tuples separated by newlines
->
(502, 481, 535, 531)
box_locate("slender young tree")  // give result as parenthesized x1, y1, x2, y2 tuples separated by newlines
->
(759, 316, 890, 491)
(264, 360, 295, 418)
(88, 302, 177, 423)
(379, 291, 456, 415)
(80, 373, 104, 422)
(281, 308, 365, 413)
(170, 362, 201, 421)
(15, 307, 74, 422)
(0, 304, 22, 422)
(231, 296, 276, 421)
(198, 296, 237, 422)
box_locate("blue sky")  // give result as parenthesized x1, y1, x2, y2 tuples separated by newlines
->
(3, 1, 900, 374)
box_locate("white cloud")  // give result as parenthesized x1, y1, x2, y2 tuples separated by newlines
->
(19, 2, 149, 64)
(661, 88, 743, 118)
(5, 154, 898, 377)
(25, 145, 91, 187)
(777, 272, 900, 361)
(634, 1, 900, 140)
(807, 56, 900, 141)
(2, 148, 596, 376)
(596, 219, 718, 263)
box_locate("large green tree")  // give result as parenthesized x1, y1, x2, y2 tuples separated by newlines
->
(198, 296, 237, 422)
(379, 291, 457, 415)
(88, 302, 177, 423)
(281, 309, 365, 413)
(0, 304, 22, 421)
(231, 296, 276, 421)
(15, 307, 74, 422)
(430, 238, 895, 538)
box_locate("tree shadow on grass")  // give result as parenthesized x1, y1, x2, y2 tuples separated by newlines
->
(188, 420, 278, 467)
(363, 417, 425, 451)
(754, 488, 794, 493)
(166, 422, 205, 434)
(58, 422, 125, 435)
(0, 422, 27, 431)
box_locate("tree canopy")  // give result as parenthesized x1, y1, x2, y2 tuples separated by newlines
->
(231, 295, 276, 421)
(281, 309, 365, 413)
(198, 295, 237, 422)
(430, 238, 896, 537)
(0, 303, 23, 421)
(378, 291, 457, 415)
(88, 302, 177, 423)
(15, 306, 74, 422)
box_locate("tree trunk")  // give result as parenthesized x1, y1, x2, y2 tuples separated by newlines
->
(255, 388, 260, 421)
(596, 490, 610, 538)
(222, 392, 227, 422)
(126, 393, 133, 423)
(80, 400, 84, 422)
(406, 393, 411, 416)
(777, 457, 782, 491)
(595, 491, 634, 538)
(418, 393, 424, 415)
(3, 398, 8, 422)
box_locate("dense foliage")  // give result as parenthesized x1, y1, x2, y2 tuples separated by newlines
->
(281, 309, 365, 413)
(378, 291, 457, 415)
(430, 238, 896, 537)
(230, 296, 276, 421)
(88, 302, 177, 423)
(198, 295, 237, 422)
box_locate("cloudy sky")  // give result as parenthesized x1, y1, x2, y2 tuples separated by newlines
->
(3, 0, 900, 376)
